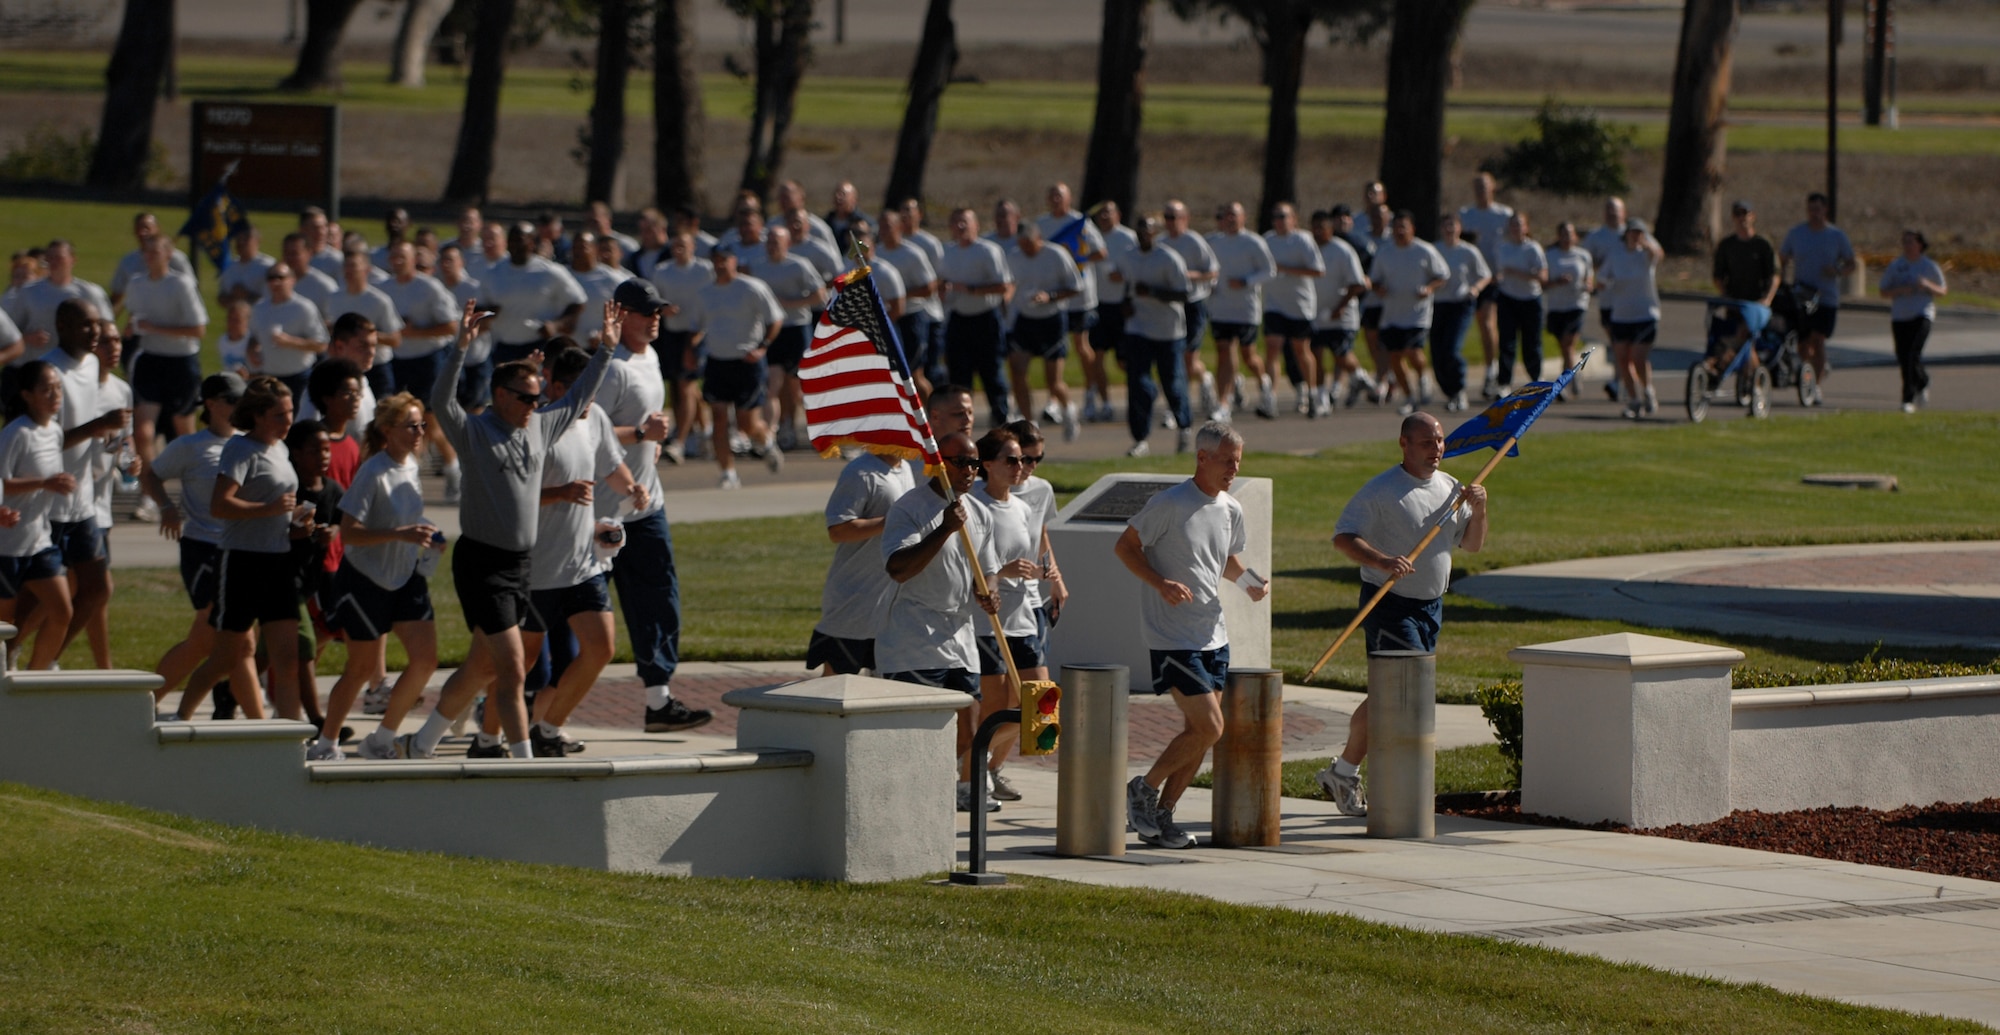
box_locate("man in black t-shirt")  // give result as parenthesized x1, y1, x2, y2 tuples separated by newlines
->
(1709, 200, 1779, 362)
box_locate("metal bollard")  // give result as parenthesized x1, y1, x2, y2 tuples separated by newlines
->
(1366, 650, 1436, 840)
(1056, 664, 1128, 857)
(1213, 668, 1284, 847)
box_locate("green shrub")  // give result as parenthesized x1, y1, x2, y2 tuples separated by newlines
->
(0, 124, 172, 187)
(1485, 100, 1635, 199)
(1474, 679, 1523, 784)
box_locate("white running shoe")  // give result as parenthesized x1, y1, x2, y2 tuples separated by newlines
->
(1419, 372, 1436, 405)
(1210, 404, 1232, 423)
(1294, 385, 1311, 416)
(719, 469, 742, 489)
(1482, 371, 1499, 400)
(762, 439, 784, 473)
(1062, 404, 1081, 442)
(1316, 765, 1367, 816)
(306, 740, 343, 762)
(359, 678, 393, 716)
(661, 441, 685, 465)
(1448, 390, 1468, 412)
(133, 496, 159, 524)
(988, 768, 1023, 802)
(1176, 428, 1191, 454)
(1643, 386, 1658, 415)
(1231, 375, 1247, 412)
(1126, 440, 1150, 458)
(1197, 372, 1218, 416)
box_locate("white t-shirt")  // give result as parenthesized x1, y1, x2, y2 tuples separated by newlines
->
(690, 277, 784, 360)
(0, 416, 63, 556)
(217, 254, 278, 304)
(1545, 246, 1593, 313)
(479, 257, 589, 345)
(45, 348, 98, 523)
(249, 295, 330, 377)
(937, 239, 1012, 318)
(379, 273, 460, 359)
(338, 450, 427, 590)
(92, 374, 132, 528)
(1370, 240, 1451, 330)
(1205, 230, 1275, 325)
(216, 437, 297, 554)
(973, 484, 1044, 638)
(876, 483, 997, 674)
(1881, 255, 1946, 323)
(1127, 479, 1247, 652)
(876, 242, 941, 322)
(1435, 241, 1491, 305)
(111, 246, 192, 299)
(1494, 239, 1547, 301)
(816, 452, 918, 640)
(1457, 203, 1515, 280)
(1013, 475, 1059, 605)
(591, 346, 666, 523)
(649, 257, 716, 334)
(1120, 246, 1189, 343)
(1313, 236, 1369, 332)
(1781, 223, 1858, 308)
(1007, 245, 1082, 321)
(150, 427, 236, 544)
(1262, 229, 1324, 321)
(123, 272, 207, 357)
(569, 264, 633, 343)
(1334, 464, 1472, 601)
(532, 407, 622, 591)
(1600, 245, 1662, 323)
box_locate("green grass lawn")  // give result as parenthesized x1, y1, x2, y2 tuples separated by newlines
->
(1192, 743, 1518, 797)
(98, 410, 2000, 700)
(0, 781, 1974, 1034)
(2, 52, 1995, 156)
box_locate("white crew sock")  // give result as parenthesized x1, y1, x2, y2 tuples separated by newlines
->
(414, 709, 454, 754)
(535, 720, 561, 738)
(645, 685, 672, 710)
(1333, 757, 1360, 778)
(508, 740, 533, 760)
(314, 736, 334, 751)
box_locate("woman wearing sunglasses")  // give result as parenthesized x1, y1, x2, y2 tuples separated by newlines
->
(969, 427, 1054, 803)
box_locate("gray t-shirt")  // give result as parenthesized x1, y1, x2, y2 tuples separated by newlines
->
(1334, 464, 1470, 601)
(0, 306, 18, 353)
(1262, 229, 1324, 321)
(249, 295, 330, 377)
(746, 254, 824, 328)
(1495, 239, 1547, 301)
(1881, 255, 1946, 323)
(1092, 224, 1139, 306)
(45, 347, 98, 523)
(123, 272, 207, 357)
(1007, 245, 1083, 321)
(338, 450, 427, 590)
(1581, 225, 1624, 295)
(1205, 230, 1275, 325)
(937, 239, 1012, 318)
(816, 452, 918, 640)
(973, 484, 1043, 638)
(293, 267, 340, 316)
(1435, 241, 1491, 305)
(1545, 246, 1594, 313)
(479, 257, 588, 345)
(876, 483, 997, 674)
(432, 338, 611, 552)
(0, 416, 63, 556)
(150, 428, 236, 544)
(1370, 240, 1451, 330)
(380, 273, 460, 358)
(1127, 479, 1247, 652)
(689, 277, 784, 360)
(649, 257, 715, 333)
(217, 254, 278, 304)
(91, 374, 130, 528)
(876, 242, 941, 322)
(111, 246, 193, 299)
(1781, 223, 1857, 309)
(1014, 475, 1059, 605)
(1600, 245, 1661, 323)
(6, 278, 112, 356)
(1457, 203, 1515, 279)
(592, 346, 667, 523)
(790, 235, 843, 287)
(1313, 236, 1369, 332)
(1161, 230, 1219, 305)
(1120, 246, 1190, 343)
(216, 436, 298, 554)
(324, 285, 404, 363)
(532, 406, 622, 591)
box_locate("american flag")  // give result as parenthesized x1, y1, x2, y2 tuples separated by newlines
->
(800, 266, 942, 469)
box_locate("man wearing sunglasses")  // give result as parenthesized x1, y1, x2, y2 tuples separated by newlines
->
(398, 300, 614, 761)
(878, 431, 1001, 809)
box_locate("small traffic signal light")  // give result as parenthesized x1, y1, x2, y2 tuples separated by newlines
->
(1019, 680, 1060, 756)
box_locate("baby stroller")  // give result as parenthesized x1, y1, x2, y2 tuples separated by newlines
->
(1685, 285, 1819, 423)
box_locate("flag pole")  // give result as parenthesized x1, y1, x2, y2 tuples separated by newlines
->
(1302, 436, 1513, 684)
(844, 236, 1026, 696)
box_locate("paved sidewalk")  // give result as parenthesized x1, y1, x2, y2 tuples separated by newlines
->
(973, 767, 2000, 1029)
(1455, 540, 2000, 651)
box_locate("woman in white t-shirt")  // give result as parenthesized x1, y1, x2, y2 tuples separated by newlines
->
(322, 394, 446, 761)
(1543, 222, 1594, 397)
(0, 360, 74, 670)
(970, 427, 1053, 803)
(1601, 219, 1666, 418)
(1492, 213, 1548, 390)
(1878, 229, 1949, 412)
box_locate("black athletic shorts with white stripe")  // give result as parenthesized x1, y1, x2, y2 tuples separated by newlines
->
(323, 561, 432, 642)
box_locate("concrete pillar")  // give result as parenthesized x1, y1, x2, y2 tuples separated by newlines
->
(726, 674, 966, 882)
(1511, 633, 1743, 828)
(1365, 651, 1435, 840)
(1056, 664, 1129, 857)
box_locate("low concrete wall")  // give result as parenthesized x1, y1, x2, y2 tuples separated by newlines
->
(0, 665, 963, 882)
(1517, 632, 2000, 827)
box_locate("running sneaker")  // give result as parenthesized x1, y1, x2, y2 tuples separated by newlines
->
(644, 697, 713, 733)
(1062, 404, 1081, 443)
(1603, 379, 1621, 403)
(133, 496, 159, 524)
(1482, 371, 1499, 400)
(1396, 402, 1417, 417)
(306, 740, 343, 762)
(358, 729, 399, 760)
(1197, 373, 1218, 417)
(559, 729, 587, 754)
(1316, 764, 1367, 817)
(1257, 379, 1277, 419)
(1294, 385, 1311, 416)
(395, 733, 435, 760)
(988, 768, 1022, 802)
(1041, 401, 1065, 424)
(1643, 386, 1658, 416)
(762, 439, 784, 473)
(661, 441, 685, 465)
(466, 737, 507, 759)
(1126, 775, 1161, 838)
(359, 678, 393, 716)
(1902, 402, 1917, 414)
(1231, 375, 1247, 412)
(719, 469, 742, 490)
(1176, 428, 1191, 454)
(1126, 440, 1150, 458)
(957, 780, 1000, 813)
(775, 423, 798, 451)
(1448, 390, 1468, 412)
(1144, 805, 1195, 849)
(529, 725, 568, 758)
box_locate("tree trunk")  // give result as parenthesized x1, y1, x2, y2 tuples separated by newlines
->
(281, 0, 366, 91)
(391, 0, 455, 87)
(87, 0, 173, 190)
(654, 0, 706, 214)
(1656, 0, 1738, 256)
(883, 0, 957, 211)
(1082, 0, 1149, 215)
(443, 0, 518, 206)
(586, 0, 632, 205)
(739, 0, 814, 201)
(1256, 4, 1309, 232)
(1377, 0, 1473, 242)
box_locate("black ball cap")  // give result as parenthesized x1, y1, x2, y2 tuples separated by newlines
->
(612, 278, 669, 315)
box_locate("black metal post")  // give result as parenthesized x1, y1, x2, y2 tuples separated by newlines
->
(948, 708, 1020, 886)
(1827, 0, 1841, 223)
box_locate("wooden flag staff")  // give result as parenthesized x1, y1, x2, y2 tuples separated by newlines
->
(1301, 436, 1513, 684)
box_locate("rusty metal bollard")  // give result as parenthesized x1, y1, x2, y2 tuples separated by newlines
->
(1366, 650, 1436, 840)
(1213, 668, 1284, 847)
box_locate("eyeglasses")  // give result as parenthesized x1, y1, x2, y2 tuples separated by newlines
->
(943, 455, 981, 470)
(500, 386, 544, 406)
(1020, 454, 1044, 465)
(996, 456, 1028, 467)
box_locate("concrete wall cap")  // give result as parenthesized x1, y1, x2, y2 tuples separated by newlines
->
(723, 674, 969, 716)
(1733, 675, 2000, 711)
(157, 719, 317, 742)
(1508, 632, 1745, 671)
(8, 669, 166, 693)
(306, 748, 813, 782)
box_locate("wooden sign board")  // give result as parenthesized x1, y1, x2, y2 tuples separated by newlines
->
(189, 102, 340, 216)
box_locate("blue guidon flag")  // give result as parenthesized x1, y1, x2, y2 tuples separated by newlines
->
(799, 265, 943, 472)
(1046, 215, 1091, 262)
(179, 161, 249, 274)
(1443, 350, 1593, 459)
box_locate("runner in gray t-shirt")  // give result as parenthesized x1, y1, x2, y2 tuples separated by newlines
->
(1779, 192, 1857, 386)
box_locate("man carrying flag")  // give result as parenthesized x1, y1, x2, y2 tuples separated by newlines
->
(1314, 412, 1488, 816)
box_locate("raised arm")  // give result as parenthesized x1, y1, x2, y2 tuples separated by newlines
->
(433, 300, 483, 440)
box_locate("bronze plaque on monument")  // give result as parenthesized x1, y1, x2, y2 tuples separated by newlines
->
(1070, 477, 1181, 523)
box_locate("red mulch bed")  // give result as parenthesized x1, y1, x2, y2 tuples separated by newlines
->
(1440, 794, 2000, 884)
